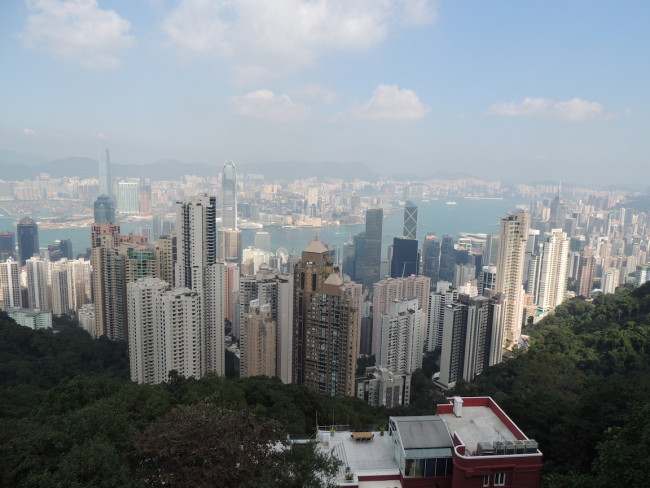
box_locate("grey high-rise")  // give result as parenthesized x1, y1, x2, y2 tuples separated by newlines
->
(222, 161, 237, 230)
(363, 208, 383, 288)
(98, 148, 112, 197)
(94, 195, 115, 224)
(17, 217, 39, 266)
(403, 201, 418, 239)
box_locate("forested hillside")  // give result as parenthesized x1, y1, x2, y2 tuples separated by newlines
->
(453, 282, 650, 487)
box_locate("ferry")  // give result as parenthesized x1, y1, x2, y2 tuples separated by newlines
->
(446, 201, 457, 205)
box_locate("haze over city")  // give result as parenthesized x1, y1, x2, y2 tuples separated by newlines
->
(1, 0, 648, 186)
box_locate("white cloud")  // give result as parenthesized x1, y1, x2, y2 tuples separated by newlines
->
(348, 84, 430, 121)
(162, 0, 436, 80)
(23, 128, 36, 136)
(228, 89, 311, 122)
(290, 84, 339, 105)
(488, 97, 605, 122)
(20, 0, 135, 69)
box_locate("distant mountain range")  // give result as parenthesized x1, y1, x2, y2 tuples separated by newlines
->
(0, 152, 381, 182)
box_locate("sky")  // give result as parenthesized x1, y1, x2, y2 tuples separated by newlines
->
(0, 0, 649, 186)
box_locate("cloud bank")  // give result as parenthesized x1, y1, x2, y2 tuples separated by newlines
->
(20, 0, 135, 69)
(488, 97, 605, 122)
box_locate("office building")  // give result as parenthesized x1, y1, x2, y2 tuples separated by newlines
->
(255, 231, 271, 252)
(292, 239, 360, 397)
(222, 161, 238, 230)
(390, 236, 419, 278)
(17, 217, 39, 266)
(0, 230, 15, 259)
(438, 235, 456, 282)
(403, 201, 418, 239)
(422, 234, 440, 284)
(362, 208, 383, 289)
(218, 228, 243, 263)
(94, 195, 115, 224)
(117, 181, 140, 215)
(495, 211, 530, 347)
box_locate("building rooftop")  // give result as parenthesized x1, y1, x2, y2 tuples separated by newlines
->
(437, 397, 534, 456)
(391, 416, 453, 449)
(316, 429, 399, 479)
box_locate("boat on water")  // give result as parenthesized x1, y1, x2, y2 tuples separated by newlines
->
(239, 222, 264, 229)
(446, 201, 457, 205)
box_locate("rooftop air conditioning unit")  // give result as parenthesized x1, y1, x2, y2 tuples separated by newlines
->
(523, 439, 538, 453)
(477, 441, 494, 456)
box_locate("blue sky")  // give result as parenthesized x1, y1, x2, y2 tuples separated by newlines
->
(1, 0, 648, 185)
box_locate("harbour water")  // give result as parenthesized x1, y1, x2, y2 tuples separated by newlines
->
(0, 198, 529, 259)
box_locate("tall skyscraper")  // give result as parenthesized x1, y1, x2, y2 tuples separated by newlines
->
(26, 256, 50, 310)
(17, 217, 39, 266)
(372, 275, 430, 354)
(218, 228, 243, 262)
(0, 230, 15, 259)
(403, 201, 418, 239)
(127, 277, 204, 384)
(92, 236, 126, 340)
(98, 148, 112, 197)
(439, 235, 456, 282)
(427, 281, 458, 352)
(376, 297, 426, 375)
(362, 208, 383, 288)
(222, 161, 238, 230)
(292, 240, 360, 397)
(117, 181, 140, 215)
(437, 293, 505, 389)
(255, 231, 271, 252)
(175, 195, 225, 375)
(240, 300, 277, 378)
(576, 248, 595, 297)
(0, 258, 22, 310)
(495, 211, 530, 347)
(534, 229, 569, 313)
(94, 195, 115, 224)
(422, 234, 440, 284)
(390, 236, 419, 278)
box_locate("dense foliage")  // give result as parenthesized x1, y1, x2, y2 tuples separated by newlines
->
(0, 314, 440, 488)
(452, 282, 650, 487)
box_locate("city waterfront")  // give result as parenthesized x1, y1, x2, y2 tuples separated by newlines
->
(0, 198, 528, 258)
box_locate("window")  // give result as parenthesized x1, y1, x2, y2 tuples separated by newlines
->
(494, 472, 506, 486)
(483, 475, 490, 487)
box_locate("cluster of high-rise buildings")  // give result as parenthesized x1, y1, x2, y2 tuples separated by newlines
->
(1, 152, 649, 408)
